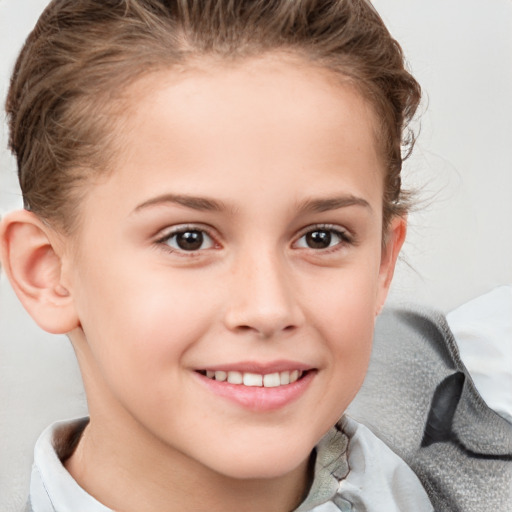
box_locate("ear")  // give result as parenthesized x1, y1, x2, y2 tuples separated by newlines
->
(375, 215, 407, 315)
(0, 210, 79, 334)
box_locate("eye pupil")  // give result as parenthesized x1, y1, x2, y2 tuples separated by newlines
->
(176, 230, 204, 251)
(306, 230, 331, 249)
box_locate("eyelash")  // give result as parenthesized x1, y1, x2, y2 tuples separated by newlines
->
(155, 225, 218, 255)
(154, 223, 353, 256)
(293, 224, 354, 252)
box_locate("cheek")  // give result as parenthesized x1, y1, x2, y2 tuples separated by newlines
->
(70, 256, 219, 392)
(310, 255, 380, 331)
(71, 270, 221, 433)
(309, 262, 379, 388)
(323, 294, 375, 373)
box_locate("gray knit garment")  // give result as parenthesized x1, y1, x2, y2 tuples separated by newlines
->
(348, 308, 512, 512)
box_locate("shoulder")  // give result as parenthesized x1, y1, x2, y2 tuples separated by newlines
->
(296, 416, 433, 512)
(28, 418, 112, 512)
(336, 416, 434, 511)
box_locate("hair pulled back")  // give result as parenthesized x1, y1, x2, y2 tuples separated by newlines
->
(6, 0, 421, 232)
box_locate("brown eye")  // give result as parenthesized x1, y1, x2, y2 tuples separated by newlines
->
(162, 228, 214, 252)
(295, 227, 350, 250)
(175, 231, 204, 250)
(305, 230, 332, 249)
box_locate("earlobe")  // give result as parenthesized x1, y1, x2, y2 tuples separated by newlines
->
(376, 216, 407, 313)
(0, 210, 79, 334)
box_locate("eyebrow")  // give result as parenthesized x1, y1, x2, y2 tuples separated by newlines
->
(134, 193, 226, 213)
(297, 195, 372, 213)
(133, 192, 371, 215)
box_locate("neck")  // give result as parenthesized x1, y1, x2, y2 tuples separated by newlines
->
(65, 412, 312, 512)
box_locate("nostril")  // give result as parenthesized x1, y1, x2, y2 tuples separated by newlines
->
(233, 323, 296, 338)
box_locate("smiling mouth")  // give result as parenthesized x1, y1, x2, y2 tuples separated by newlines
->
(196, 370, 306, 388)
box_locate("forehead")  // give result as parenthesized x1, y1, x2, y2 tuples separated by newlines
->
(126, 54, 381, 152)
(82, 55, 383, 222)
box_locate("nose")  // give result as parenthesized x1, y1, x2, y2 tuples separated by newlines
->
(223, 250, 304, 339)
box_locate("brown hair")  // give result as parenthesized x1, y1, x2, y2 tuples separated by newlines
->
(6, 0, 421, 233)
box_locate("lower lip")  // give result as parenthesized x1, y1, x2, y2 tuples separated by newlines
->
(195, 371, 315, 412)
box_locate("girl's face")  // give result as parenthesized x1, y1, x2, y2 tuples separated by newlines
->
(63, 55, 404, 480)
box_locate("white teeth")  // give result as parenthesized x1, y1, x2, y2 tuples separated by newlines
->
(215, 370, 227, 382)
(227, 371, 243, 384)
(263, 373, 281, 387)
(204, 369, 306, 387)
(280, 371, 290, 385)
(243, 373, 263, 387)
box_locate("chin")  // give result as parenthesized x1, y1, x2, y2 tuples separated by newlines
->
(204, 441, 312, 481)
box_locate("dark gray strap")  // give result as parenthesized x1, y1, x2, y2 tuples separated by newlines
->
(348, 307, 512, 512)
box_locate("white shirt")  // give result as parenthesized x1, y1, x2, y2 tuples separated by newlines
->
(27, 415, 433, 512)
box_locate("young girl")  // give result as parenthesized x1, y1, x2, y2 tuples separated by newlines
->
(1, 1, 433, 510)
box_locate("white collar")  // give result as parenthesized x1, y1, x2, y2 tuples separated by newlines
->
(28, 416, 432, 512)
(29, 418, 110, 512)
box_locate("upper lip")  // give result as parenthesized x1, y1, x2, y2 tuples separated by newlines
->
(197, 360, 314, 374)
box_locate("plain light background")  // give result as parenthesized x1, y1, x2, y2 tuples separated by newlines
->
(1, 0, 511, 510)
